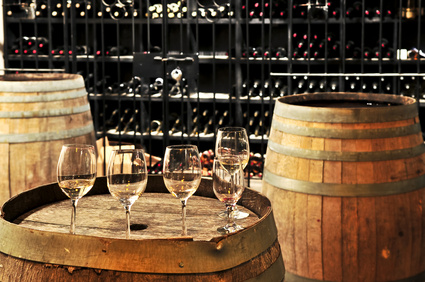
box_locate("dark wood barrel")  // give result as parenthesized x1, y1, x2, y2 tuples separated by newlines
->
(0, 175, 285, 281)
(0, 73, 96, 205)
(263, 93, 425, 281)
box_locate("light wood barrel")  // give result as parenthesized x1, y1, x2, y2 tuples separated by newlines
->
(263, 93, 425, 281)
(0, 176, 285, 281)
(0, 73, 96, 204)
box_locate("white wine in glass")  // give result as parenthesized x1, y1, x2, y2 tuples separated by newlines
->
(215, 127, 250, 219)
(57, 144, 97, 234)
(212, 158, 245, 234)
(107, 149, 148, 239)
(163, 144, 202, 236)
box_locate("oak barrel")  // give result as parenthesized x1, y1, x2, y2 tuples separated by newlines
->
(0, 73, 96, 204)
(263, 93, 425, 281)
(0, 175, 285, 281)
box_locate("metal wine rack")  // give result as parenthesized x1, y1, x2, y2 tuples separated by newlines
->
(2, 0, 425, 179)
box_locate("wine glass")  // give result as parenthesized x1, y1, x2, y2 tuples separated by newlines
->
(107, 149, 148, 239)
(215, 127, 250, 219)
(57, 144, 97, 234)
(212, 158, 245, 234)
(163, 144, 202, 236)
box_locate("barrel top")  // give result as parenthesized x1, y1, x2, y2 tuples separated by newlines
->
(0, 73, 80, 82)
(0, 73, 85, 92)
(275, 92, 418, 123)
(0, 176, 278, 274)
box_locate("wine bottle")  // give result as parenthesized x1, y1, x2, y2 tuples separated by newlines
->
(297, 78, 307, 92)
(114, 109, 132, 133)
(249, 87, 260, 97)
(292, 3, 307, 18)
(307, 80, 317, 92)
(150, 120, 162, 134)
(109, 4, 128, 19)
(385, 48, 394, 58)
(329, 41, 340, 58)
(252, 47, 263, 58)
(218, 110, 229, 127)
(292, 48, 302, 58)
(309, 5, 327, 20)
(371, 81, 379, 92)
(345, 40, 355, 53)
(263, 47, 275, 58)
(35, 0, 48, 17)
(296, 40, 306, 50)
(363, 47, 372, 59)
(279, 85, 288, 97)
(318, 79, 327, 91)
(378, 38, 389, 49)
(331, 7, 341, 18)
(106, 46, 129, 56)
(169, 117, 186, 135)
(329, 79, 338, 91)
(373, 47, 381, 58)
(105, 109, 120, 129)
(203, 117, 215, 136)
(122, 110, 138, 134)
(275, 47, 287, 58)
(364, 7, 374, 18)
(346, 1, 362, 18)
(373, 7, 382, 18)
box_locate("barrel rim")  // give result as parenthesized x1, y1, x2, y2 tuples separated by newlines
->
(0, 176, 280, 274)
(0, 73, 85, 92)
(0, 73, 81, 82)
(274, 92, 418, 123)
(277, 92, 416, 106)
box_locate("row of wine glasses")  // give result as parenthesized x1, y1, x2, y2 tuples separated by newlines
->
(56, 126, 250, 237)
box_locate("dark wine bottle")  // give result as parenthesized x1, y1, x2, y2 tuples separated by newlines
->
(252, 47, 263, 58)
(35, 0, 48, 17)
(329, 79, 338, 91)
(114, 108, 131, 132)
(275, 47, 287, 58)
(363, 47, 373, 59)
(364, 7, 374, 18)
(331, 7, 341, 18)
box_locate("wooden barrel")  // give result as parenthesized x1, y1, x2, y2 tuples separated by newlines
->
(0, 73, 96, 204)
(0, 175, 285, 281)
(262, 93, 425, 282)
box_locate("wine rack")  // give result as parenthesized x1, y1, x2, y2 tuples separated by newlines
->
(2, 0, 425, 180)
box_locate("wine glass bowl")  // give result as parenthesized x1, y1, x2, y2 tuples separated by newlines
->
(215, 127, 250, 169)
(57, 144, 97, 234)
(212, 158, 245, 234)
(215, 127, 250, 219)
(107, 149, 148, 239)
(163, 144, 202, 236)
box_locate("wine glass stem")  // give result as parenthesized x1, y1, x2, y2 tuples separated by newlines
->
(125, 206, 131, 239)
(70, 199, 79, 234)
(181, 200, 188, 236)
(226, 204, 235, 226)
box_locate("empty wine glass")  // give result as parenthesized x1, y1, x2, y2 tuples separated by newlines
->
(215, 127, 250, 219)
(57, 144, 97, 234)
(163, 144, 202, 236)
(107, 149, 148, 239)
(212, 158, 245, 234)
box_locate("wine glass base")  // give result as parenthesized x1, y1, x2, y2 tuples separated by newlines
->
(217, 209, 249, 219)
(217, 223, 244, 234)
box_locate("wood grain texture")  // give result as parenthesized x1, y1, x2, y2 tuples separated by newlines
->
(0, 74, 96, 205)
(264, 93, 425, 281)
(0, 177, 285, 281)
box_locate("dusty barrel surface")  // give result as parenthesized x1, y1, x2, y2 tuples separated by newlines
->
(0, 73, 96, 204)
(263, 93, 425, 281)
(0, 176, 285, 281)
